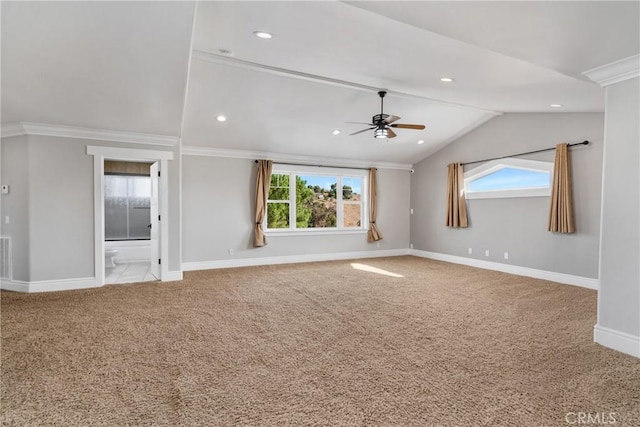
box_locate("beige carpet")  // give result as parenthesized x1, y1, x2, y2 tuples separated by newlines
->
(2, 256, 639, 426)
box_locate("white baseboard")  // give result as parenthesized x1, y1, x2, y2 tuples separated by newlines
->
(163, 271, 183, 282)
(1, 277, 97, 293)
(182, 248, 411, 272)
(410, 249, 599, 290)
(594, 324, 640, 358)
(0, 279, 30, 292)
(30, 277, 97, 292)
(1, 271, 186, 292)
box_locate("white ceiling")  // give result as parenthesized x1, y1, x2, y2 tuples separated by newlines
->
(2, 1, 638, 165)
(351, 1, 640, 79)
(1, 1, 195, 136)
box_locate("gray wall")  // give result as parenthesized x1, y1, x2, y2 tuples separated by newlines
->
(28, 136, 94, 281)
(182, 156, 410, 263)
(0, 135, 29, 281)
(411, 113, 605, 278)
(598, 77, 640, 337)
(0, 134, 182, 282)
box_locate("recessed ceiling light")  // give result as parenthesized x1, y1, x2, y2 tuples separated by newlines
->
(440, 77, 454, 83)
(332, 130, 341, 135)
(216, 115, 227, 122)
(253, 31, 273, 39)
(550, 104, 563, 108)
(417, 140, 425, 145)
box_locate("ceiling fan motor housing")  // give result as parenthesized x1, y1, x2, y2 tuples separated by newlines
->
(372, 113, 389, 125)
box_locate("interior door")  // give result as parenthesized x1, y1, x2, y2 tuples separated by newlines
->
(149, 162, 160, 279)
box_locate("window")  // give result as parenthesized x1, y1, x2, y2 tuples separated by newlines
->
(464, 158, 553, 199)
(105, 175, 151, 240)
(341, 176, 363, 228)
(266, 166, 366, 233)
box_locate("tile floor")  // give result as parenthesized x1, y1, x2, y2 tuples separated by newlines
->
(105, 261, 158, 285)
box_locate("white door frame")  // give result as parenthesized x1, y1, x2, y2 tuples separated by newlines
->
(149, 161, 161, 280)
(87, 146, 173, 286)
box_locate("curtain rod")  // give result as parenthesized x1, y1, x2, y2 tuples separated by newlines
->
(461, 140, 590, 167)
(254, 160, 375, 171)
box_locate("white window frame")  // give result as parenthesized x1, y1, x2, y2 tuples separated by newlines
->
(265, 165, 368, 236)
(464, 158, 553, 200)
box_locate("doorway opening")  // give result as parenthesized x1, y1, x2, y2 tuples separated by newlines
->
(104, 160, 158, 284)
(87, 146, 173, 287)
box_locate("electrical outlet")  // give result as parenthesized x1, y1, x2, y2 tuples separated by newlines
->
(468, 248, 472, 255)
(1, 185, 8, 194)
(410, 208, 414, 215)
(504, 252, 509, 260)
(4, 216, 8, 225)
(410, 243, 414, 249)
(228, 249, 234, 255)
(485, 250, 490, 257)
(376, 242, 380, 248)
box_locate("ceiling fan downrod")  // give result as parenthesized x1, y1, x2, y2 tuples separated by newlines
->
(378, 90, 386, 113)
(374, 91, 389, 126)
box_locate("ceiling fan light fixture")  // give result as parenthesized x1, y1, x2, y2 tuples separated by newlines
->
(374, 128, 388, 139)
(348, 91, 425, 139)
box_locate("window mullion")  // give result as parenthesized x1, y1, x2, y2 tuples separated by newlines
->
(337, 176, 343, 229)
(126, 177, 131, 239)
(363, 175, 368, 229)
(290, 172, 296, 230)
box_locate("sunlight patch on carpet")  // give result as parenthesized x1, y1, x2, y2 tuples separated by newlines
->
(350, 263, 404, 278)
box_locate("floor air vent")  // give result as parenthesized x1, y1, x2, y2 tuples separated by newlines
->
(0, 236, 12, 280)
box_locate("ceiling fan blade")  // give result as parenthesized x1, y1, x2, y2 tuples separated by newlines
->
(383, 115, 401, 124)
(387, 128, 397, 138)
(389, 124, 426, 130)
(349, 127, 375, 136)
(345, 121, 374, 125)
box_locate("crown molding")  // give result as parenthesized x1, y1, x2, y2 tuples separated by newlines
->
(1, 123, 26, 138)
(583, 55, 640, 87)
(1, 122, 179, 146)
(182, 145, 413, 170)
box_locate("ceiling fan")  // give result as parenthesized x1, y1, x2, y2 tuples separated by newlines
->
(348, 91, 426, 139)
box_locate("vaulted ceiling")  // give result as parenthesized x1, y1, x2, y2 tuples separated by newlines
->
(2, 1, 639, 165)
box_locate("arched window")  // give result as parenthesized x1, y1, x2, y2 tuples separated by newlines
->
(464, 158, 553, 199)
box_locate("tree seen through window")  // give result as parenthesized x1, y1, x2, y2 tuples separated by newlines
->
(267, 173, 363, 230)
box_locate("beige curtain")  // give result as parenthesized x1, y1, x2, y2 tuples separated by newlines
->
(367, 168, 383, 242)
(445, 163, 469, 228)
(548, 143, 575, 233)
(254, 160, 273, 247)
